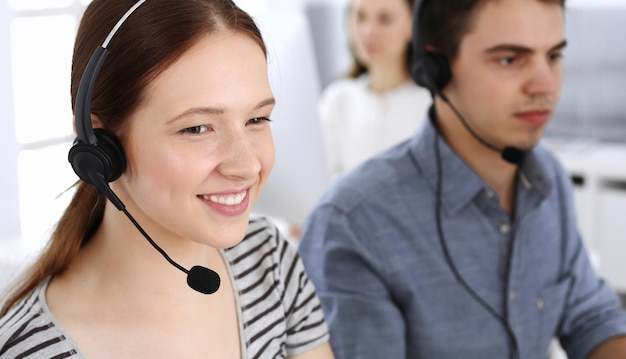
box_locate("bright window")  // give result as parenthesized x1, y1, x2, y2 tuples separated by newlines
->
(8, 0, 72, 11)
(8, 2, 80, 248)
(11, 15, 75, 144)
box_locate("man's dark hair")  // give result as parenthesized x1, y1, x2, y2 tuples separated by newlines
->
(420, 0, 566, 62)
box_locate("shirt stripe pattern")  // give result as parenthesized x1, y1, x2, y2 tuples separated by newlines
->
(223, 217, 329, 358)
(0, 217, 329, 358)
(0, 292, 78, 359)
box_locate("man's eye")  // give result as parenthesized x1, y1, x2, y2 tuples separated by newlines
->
(498, 56, 517, 66)
(549, 52, 564, 62)
(182, 125, 208, 134)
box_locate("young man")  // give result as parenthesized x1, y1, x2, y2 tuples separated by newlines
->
(298, 0, 626, 358)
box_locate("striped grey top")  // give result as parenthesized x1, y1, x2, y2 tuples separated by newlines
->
(0, 217, 329, 358)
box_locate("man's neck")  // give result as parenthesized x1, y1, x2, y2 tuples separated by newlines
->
(433, 99, 519, 215)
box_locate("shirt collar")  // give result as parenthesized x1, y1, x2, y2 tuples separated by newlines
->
(409, 105, 553, 215)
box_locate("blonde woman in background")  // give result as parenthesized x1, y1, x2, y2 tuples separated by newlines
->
(319, 0, 432, 178)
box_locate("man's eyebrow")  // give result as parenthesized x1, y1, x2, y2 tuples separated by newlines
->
(166, 97, 276, 125)
(485, 40, 568, 54)
(550, 40, 568, 52)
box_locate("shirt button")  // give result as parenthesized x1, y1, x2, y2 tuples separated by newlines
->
(509, 291, 517, 301)
(486, 190, 496, 199)
(499, 223, 510, 234)
(537, 299, 544, 311)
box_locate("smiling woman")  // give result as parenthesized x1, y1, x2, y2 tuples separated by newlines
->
(0, 1, 334, 358)
(115, 31, 276, 248)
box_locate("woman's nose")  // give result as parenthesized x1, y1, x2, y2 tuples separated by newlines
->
(216, 132, 261, 180)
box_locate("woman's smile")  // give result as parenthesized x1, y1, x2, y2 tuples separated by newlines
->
(199, 188, 251, 217)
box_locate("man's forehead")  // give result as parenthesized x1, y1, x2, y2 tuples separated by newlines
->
(463, 0, 565, 52)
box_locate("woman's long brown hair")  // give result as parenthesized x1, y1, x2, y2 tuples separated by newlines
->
(1, 0, 266, 316)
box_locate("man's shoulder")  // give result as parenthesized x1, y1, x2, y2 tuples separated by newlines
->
(319, 141, 423, 211)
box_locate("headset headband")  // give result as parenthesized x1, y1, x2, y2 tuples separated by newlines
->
(74, 0, 147, 145)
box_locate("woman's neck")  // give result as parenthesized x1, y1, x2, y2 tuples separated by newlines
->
(367, 58, 411, 93)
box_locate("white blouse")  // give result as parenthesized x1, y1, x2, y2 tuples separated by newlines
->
(318, 74, 432, 177)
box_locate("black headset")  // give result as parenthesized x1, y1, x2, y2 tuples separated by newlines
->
(66, 0, 221, 295)
(410, 0, 526, 166)
(409, 1, 521, 358)
(67, 0, 148, 211)
(409, 0, 452, 98)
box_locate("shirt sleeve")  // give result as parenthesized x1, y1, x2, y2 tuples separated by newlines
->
(276, 228, 330, 356)
(553, 160, 626, 359)
(298, 203, 407, 359)
(557, 235, 626, 359)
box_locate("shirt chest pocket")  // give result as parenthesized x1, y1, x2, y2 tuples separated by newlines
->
(535, 275, 573, 353)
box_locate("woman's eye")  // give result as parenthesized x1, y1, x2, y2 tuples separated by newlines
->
(378, 14, 392, 26)
(248, 117, 271, 125)
(181, 125, 208, 134)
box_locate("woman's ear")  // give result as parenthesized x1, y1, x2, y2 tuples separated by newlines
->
(71, 113, 103, 134)
(91, 114, 103, 129)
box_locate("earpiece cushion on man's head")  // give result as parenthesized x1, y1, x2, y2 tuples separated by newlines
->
(410, 0, 452, 95)
(410, 51, 451, 95)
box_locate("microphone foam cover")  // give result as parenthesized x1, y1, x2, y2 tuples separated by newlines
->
(502, 147, 526, 165)
(187, 265, 221, 294)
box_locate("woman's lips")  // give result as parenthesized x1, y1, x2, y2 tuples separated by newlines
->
(198, 189, 250, 217)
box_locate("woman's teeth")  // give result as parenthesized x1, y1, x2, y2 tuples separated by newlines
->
(202, 191, 247, 205)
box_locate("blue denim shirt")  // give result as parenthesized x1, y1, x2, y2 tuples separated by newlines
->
(299, 118, 626, 359)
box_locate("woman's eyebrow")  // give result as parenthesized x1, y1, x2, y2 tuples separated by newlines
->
(167, 97, 276, 125)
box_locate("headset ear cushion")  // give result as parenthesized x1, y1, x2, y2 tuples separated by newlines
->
(428, 52, 452, 90)
(68, 128, 127, 185)
(411, 51, 452, 95)
(94, 128, 126, 181)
